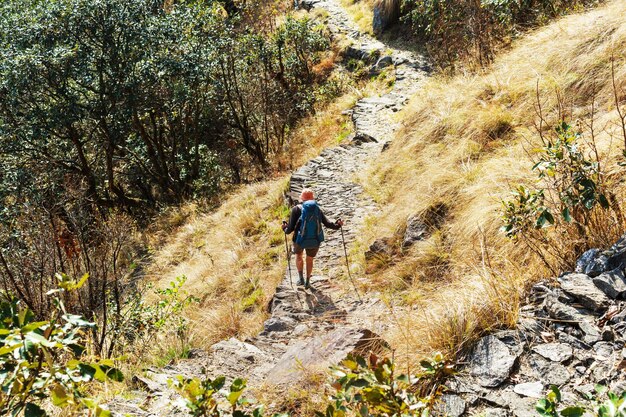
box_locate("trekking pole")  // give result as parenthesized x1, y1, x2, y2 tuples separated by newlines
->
(283, 221, 296, 293)
(339, 222, 363, 303)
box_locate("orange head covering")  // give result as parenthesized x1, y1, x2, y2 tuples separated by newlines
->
(300, 188, 315, 202)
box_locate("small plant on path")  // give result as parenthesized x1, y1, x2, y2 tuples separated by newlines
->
(537, 385, 626, 417)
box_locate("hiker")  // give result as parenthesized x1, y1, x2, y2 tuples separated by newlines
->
(282, 188, 344, 288)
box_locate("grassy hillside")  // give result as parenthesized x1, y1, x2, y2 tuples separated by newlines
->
(358, 0, 626, 365)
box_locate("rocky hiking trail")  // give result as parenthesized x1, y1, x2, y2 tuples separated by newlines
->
(110, 2, 429, 416)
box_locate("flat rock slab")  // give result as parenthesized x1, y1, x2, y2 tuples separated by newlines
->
(513, 381, 544, 398)
(525, 354, 571, 386)
(593, 268, 626, 299)
(532, 343, 573, 362)
(268, 328, 382, 385)
(558, 273, 610, 310)
(438, 394, 466, 417)
(469, 335, 522, 388)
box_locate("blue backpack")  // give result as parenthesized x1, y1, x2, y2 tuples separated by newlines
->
(296, 200, 325, 249)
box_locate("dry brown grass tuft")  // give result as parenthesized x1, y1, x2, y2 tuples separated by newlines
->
(254, 368, 329, 416)
(358, 0, 626, 364)
(339, 0, 375, 35)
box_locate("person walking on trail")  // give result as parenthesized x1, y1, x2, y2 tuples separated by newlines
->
(282, 188, 344, 289)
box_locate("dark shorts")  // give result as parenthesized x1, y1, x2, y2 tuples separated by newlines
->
(293, 242, 319, 257)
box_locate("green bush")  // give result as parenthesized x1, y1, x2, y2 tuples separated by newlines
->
(318, 353, 451, 417)
(537, 385, 626, 417)
(501, 121, 621, 272)
(400, 0, 598, 67)
(171, 375, 288, 417)
(0, 276, 123, 417)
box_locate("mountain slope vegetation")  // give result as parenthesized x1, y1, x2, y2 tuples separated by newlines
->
(2, 0, 626, 415)
(358, 0, 626, 364)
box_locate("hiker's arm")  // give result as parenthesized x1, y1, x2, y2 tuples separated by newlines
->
(284, 206, 300, 234)
(320, 210, 341, 230)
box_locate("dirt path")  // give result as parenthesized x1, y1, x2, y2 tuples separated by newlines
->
(110, 3, 428, 415)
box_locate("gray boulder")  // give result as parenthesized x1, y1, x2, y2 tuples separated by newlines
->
(468, 335, 522, 387)
(526, 354, 571, 386)
(607, 233, 626, 270)
(365, 238, 393, 260)
(593, 268, 626, 299)
(557, 273, 610, 310)
(402, 215, 428, 249)
(352, 132, 378, 145)
(576, 248, 609, 277)
(374, 55, 393, 70)
(532, 343, 573, 362)
(264, 316, 297, 332)
(372, 1, 400, 34)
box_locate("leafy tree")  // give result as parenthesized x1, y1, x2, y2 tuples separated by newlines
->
(0, 0, 225, 208)
(0, 0, 331, 354)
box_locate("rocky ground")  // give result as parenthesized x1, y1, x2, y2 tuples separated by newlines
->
(441, 239, 626, 416)
(109, 1, 428, 416)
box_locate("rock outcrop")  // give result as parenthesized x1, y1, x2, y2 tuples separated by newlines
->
(444, 236, 626, 416)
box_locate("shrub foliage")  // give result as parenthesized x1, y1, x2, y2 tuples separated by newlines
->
(0, 0, 332, 351)
(0, 281, 123, 417)
(400, 0, 599, 67)
(501, 120, 622, 272)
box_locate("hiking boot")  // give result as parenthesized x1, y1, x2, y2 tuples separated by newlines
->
(298, 278, 305, 286)
(305, 277, 310, 289)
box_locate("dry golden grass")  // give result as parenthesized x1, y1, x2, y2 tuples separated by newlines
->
(339, 0, 375, 35)
(358, 0, 626, 363)
(254, 368, 329, 416)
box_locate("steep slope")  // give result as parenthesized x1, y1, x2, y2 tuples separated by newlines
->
(358, 0, 626, 366)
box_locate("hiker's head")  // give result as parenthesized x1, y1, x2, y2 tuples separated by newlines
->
(300, 189, 315, 202)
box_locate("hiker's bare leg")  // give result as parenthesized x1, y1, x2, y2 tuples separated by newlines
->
(306, 255, 314, 279)
(296, 252, 304, 274)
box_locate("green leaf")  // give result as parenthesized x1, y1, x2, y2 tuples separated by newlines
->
(103, 367, 124, 382)
(595, 384, 608, 395)
(228, 389, 244, 406)
(561, 207, 572, 223)
(22, 320, 48, 333)
(75, 273, 89, 290)
(25, 332, 56, 347)
(547, 385, 561, 403)
(95, 409, 111, 417)
(213, 376, 226, 390)
(78, 363, 97, 381)
(0, 344, 20, 355)
(50, 384, 69, 406)
(560, 406, 585, 417)
(63, 314, 94, 328)
(599, 194, 610, 209)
